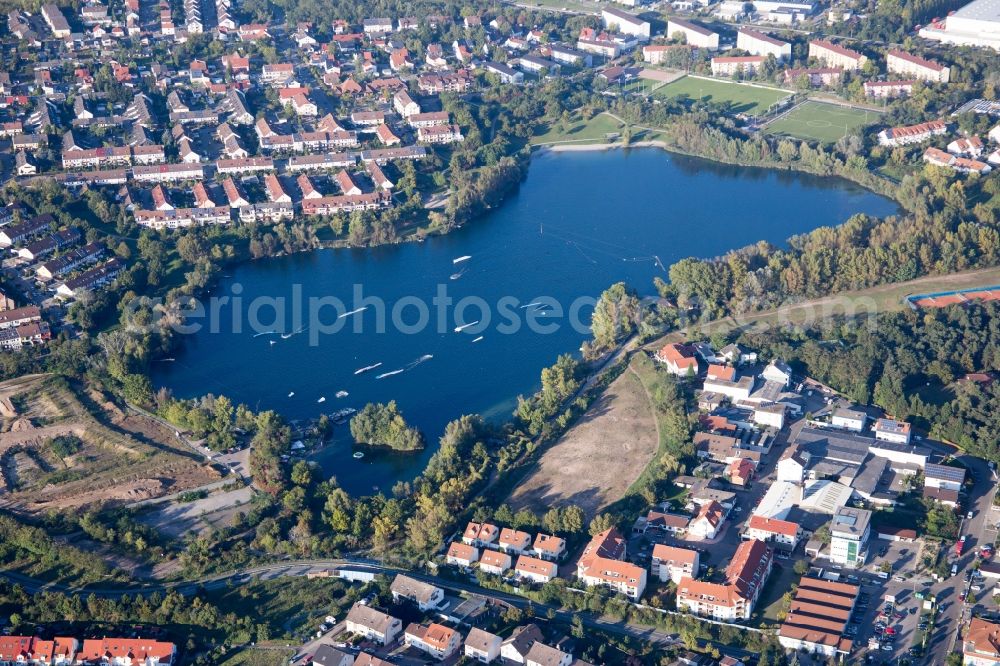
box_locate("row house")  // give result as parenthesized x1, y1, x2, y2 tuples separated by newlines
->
(134, 206, 230, 229)
(216, 157, 274, 175)
(300, 191, 390, 215)
(133, 163, 205, 182)
(0, 320, 51, 350)
(286, 153, 356, 173)
(56, 258, 125, 298)
(418, 124, 464, 144)
(62, 146, 132, 170)
(36, 242, 104, 279)
(0, 214, 55, 247)
(238, 202, 294, 224)
(923, 147, 992, 174)
(17, 228, 82, 261)
(877, 119, 948, 146)
(408, 111, 450, 128)
(78, 638, 176, 665)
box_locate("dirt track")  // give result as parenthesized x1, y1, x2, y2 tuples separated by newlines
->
(508, 367, 657, 519)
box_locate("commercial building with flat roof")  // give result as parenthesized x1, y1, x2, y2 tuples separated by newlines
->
(919, 0, 1000, 50)
(829, 507, 871, 567)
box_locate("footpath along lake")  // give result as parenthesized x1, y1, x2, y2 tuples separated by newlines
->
(152, 148, 898, 494)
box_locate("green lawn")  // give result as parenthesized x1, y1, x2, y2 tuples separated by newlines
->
(217, 648, 295, 666)
(765, 100, 881, 143)
(653, 76, 791, 115)
(531, 112, 626, 146)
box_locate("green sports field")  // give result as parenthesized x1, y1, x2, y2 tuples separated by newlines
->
(653, 76, 791, 115)
(764, 100, 881, 143)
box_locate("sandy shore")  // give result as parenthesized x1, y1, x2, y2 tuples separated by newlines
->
(535, 140, 669, 153)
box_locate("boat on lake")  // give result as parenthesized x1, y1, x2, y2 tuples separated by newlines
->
(452, 255, 471, 264)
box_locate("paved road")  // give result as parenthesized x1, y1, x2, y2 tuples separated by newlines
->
(0, 558, 761, 662)
(922, 450, 996, 666)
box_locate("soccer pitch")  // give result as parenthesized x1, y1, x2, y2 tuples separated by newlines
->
(764, 100, 881, 143)
(654, 76, 791, 115)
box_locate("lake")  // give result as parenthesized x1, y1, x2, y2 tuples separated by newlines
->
(152, 148, 898, 494)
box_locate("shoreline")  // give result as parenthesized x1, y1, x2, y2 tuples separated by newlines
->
(532, 138, 901, 205)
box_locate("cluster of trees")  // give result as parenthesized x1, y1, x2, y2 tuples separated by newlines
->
(741, 301, 1000, 463)
(350, 401, 424, 451)
(514, 353, 583, 437)
(0, 515, 123, 585)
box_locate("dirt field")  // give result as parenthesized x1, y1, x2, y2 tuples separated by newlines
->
(508, 364, 658, 519)
(0, 374, 220, 515)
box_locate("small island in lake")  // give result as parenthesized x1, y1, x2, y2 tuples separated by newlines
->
(350, 400, 425, 451)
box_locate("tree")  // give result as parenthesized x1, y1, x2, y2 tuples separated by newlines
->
(793, 559, 809, 575)
(350, 401, 424, 451)
(590, 282, 641, 350)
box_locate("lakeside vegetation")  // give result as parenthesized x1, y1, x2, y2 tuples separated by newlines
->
(349, 401, 425, 451)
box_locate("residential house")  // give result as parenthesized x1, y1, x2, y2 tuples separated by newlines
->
(500, 624, 545, 664)
(463, 522, 500, 547)
(390, 574, 444, 610)
(345, 603, 403, 645)
(688, 500, 726, 539)
(886, 49, 950, 83)
(877, 120, 948, 147)
(676, 539, 773, 620)
(464, 628, 502, 663)
(576, 528, 647, 599)
(514, 555, 558, 584)
(666, 19, 719, 49)
(964, 617, 1000, 666)
(446, 541, 479, 567)
(532, 533, 566, 561)
(601, 7, 650, 41)
(404, 623, 461, 661)
(478, 549, 512, 575)
(312, 644, 355, 666)
(711, 56, 765, 76)
(831, 407, 867, 432)
(745, 515, 801, 549)
(651, 544, 699, 583)
(655, 343, 698, 375)
(737, 27, 791, 59)
(808, 39, 867, 69)
(525, 642, 573, 666)
(498, 528, 532, 554)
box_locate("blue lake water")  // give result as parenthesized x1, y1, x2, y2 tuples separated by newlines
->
(152, 148, 898, 494)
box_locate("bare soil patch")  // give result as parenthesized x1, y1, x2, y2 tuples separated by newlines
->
(508, 367, 658, 519)
(0, 375, 220, 515)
